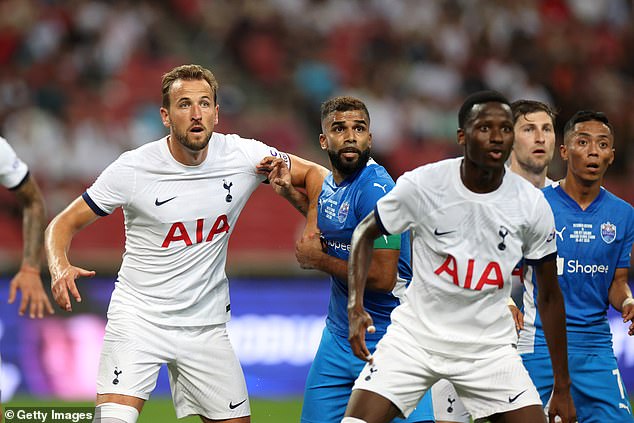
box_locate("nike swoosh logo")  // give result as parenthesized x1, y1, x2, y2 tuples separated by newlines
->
(434, 229, 454, 236)
(155, 196, 176, 206)
(229, 399, 247, 409)
(509, 389, 527, 403)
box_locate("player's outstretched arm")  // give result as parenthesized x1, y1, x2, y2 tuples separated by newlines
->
(46, 197, 99, 312)
(8, 175, 54, 318)
(608, 268, 634, 336)
(296, 232, 399, 292)
(257, 154, 327, 217)
(347, 211, 383, 363)
(534, 258, 576, 423)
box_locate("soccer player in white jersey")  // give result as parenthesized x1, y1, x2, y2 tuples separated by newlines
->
(341, 91, 576, 423)
(0, 137, 53, 318)
(45, 64, 325, 423)
(432, 99, 559, 423)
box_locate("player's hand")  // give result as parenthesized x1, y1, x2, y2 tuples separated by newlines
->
(622, 301, 634, 336)
(257, 156, 292, 195)
(51, 266, 96, 312)
(8, 267, 54, 318)
(348, 305, 376, 363)
(295, 232, 324, 269)
(509, 304, 524, 332)
(547, 386, 576, 423)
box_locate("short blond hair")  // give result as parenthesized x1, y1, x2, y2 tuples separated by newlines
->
(161, 64, 218, 108)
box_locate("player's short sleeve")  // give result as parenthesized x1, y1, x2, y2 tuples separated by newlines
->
(84, 152, 136, 215)
(375, 171, 419, 236)
(0, 137, 29, 189)
(523, 192, 557, 264)
(617, 204, 634, 268)
(237, 136, 291, 174)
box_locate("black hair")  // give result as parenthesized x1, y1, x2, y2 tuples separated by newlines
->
(321, 96, 370, 124)
(563, 110, 613, 137)
(458, 90, 511, 128)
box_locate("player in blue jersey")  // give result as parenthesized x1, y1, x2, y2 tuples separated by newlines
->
(261, 96, 434, 423)
(518, 110, 634, 422)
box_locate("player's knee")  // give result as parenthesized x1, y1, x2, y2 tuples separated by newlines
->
(93, 403, 139, 423)
(341, 418, 368, 423)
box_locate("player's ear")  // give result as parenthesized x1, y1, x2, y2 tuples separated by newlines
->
(319, 134, 327, 150)
(457, 128, 465, 146)
(214, 104, 219, 125)
(559, 143, 568, 161)
(160, 107, 170, 128)
(367, 132, 372, 148)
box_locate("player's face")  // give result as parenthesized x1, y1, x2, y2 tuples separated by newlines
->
(512, 111, 556, 174)
(458, 102, 514, 170)
(320, 110, 372, 175)
(561, 120, 614, 183)
(160, 78, 218, 152)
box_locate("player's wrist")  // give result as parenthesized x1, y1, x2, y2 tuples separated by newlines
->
(20, 264, 41, 275)
(622, 297, 634, 309)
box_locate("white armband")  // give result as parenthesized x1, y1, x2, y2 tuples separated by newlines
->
(622, 297, 634, 309)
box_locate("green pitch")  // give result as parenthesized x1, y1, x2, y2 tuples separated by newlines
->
(5, 396, 634, 422)
(4, 396, 302, 422)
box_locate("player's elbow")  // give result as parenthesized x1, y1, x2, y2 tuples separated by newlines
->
(366, 275, 396, 293)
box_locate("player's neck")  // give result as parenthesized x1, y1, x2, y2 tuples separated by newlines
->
(559, 174, 602, 211)
(460, 159, 504, 193)
(509, 162, 547, 188)
(167, 136, 208, 166)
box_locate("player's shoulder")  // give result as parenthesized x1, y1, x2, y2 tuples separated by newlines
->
(214, 132, 266, 149)
(358, 159, 394, 184)
(394, 157, 459, 192)
(505, 170, 544, 200)
(600, 187, 634, 215)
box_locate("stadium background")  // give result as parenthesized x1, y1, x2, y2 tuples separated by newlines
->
(1, 0, 634, 421)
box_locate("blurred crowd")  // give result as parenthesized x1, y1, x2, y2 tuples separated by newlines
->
(1, 0, 634, 213)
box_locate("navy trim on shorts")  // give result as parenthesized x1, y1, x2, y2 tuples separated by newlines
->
(82, 192, 109, 216)
(525, 251, 557, 266)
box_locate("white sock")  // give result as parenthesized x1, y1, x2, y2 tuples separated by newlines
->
(341, 418, 368, 423)
(93, 403, 139, 423)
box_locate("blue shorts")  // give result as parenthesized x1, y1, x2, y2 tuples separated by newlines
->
(301, 326, 434, 423)
(522, 351, 633, 422)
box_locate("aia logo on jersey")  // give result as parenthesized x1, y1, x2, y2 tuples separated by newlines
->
(337, 201, 350, 223)
(162, 215, 229, 247)
(434, 255, 504, 290)
(600, 222, 616, 244)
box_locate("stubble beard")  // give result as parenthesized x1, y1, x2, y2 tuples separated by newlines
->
(519, 156, 550, 176)
(172, 126, 211, 152)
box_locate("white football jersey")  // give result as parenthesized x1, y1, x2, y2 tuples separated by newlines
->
(375, 157, 556, 358)
(85, 134, 289, 326)
(0, 136, 29, 189)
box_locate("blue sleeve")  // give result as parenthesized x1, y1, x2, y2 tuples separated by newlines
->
(355, 174, 394, 220)
(617, 205, 634, 268)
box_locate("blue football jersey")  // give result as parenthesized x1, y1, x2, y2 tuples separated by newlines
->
(318, 159, 412, 341)
(519, 183, 634, 354)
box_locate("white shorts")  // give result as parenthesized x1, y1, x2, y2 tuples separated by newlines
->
(352, 323, 541, 420)
(96, 309, 249, 420)
(431, 379, 470, 423)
